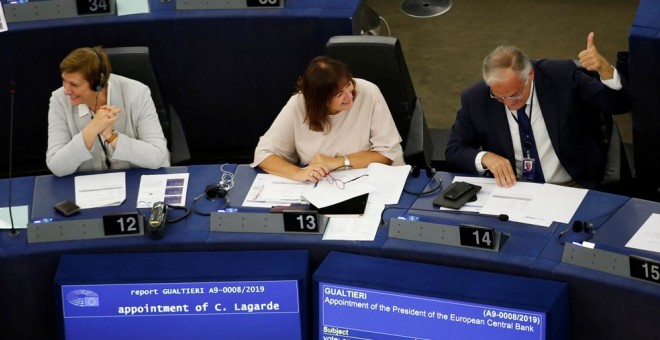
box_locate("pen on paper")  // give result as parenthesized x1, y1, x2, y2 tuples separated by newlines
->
(252, 185, 265, 201)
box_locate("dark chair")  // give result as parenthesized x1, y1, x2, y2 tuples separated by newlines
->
(573, 61, 633, 192)
(104, 47, 191, 165)
(325, 35, 434, 176)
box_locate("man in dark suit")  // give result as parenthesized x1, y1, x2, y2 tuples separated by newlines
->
(445, 32, 631, 188)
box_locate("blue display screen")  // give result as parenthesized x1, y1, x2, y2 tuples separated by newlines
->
(319, 283, 545, 340)
(61, 280, 302, 339)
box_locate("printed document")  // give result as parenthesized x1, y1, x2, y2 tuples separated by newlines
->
(136, 173, 190, 208)
(74, 172, 126, 209)
(243, 174, 313, 208)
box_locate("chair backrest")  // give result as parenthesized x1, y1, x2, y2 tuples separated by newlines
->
(574, 63, 632, 190)
(326, 36, 417, 144)
(105, 46, 190, 164)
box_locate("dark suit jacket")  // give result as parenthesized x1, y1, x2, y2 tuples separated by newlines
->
(445, 59, 632, 188)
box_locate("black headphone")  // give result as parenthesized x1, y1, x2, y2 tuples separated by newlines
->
(204, 184, 228, 200)
(558, 220, 595, 244)
(192, 165, 235, 216)
(90, 47, 105, 92)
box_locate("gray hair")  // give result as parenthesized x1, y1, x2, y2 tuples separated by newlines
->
(482, 45, 532, 85)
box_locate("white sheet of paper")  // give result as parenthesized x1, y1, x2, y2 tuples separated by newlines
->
(440, 176, 497, 213)
(136, 173, 190, 208)
(480, 182, 552, 227)
(524, 183, 587, 224)
(0, 3, 8, 33)
(74, 172, 126, 209)
(0, 205, 28, 229)
(243, 174, 313, 208)
(365, 164, 411, 204)
(322, 202, 384, 241)
(116, 0, 150, 16)
(625, 213, 660, 254)
(303, 169, 371, 208)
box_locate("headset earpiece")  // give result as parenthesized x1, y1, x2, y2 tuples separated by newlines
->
(559, 220, 595, 244)
(91, 47, 105, 92)
(204, 184, 227, 200)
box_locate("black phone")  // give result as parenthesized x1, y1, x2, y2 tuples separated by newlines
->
(443, 181, 474, 200)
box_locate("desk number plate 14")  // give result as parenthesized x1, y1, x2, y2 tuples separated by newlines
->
(629, 255, 660, 285)
(459, 224, 495, 250)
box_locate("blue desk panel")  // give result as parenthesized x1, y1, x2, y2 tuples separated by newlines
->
(2, 165, 659, 339)
(0, 163, 430, 339)
(547, 198, 660, 340)
(382, 172, 571, 277)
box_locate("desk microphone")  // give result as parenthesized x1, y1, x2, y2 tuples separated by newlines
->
(6, 81, 18, 236)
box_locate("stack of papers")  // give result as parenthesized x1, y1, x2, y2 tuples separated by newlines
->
(242, 164, 411, 241)
(448, 176, 588, 227)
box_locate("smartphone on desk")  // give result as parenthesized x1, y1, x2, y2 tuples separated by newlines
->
(443, 181, 474, 200)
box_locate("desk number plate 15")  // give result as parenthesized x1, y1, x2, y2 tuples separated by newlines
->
(459, 224, 495, 250)
(76, 0, 112, 15)
(629, 255, 660, 285)
(283, 211, 319, 233)
(103, 213, 141, 236)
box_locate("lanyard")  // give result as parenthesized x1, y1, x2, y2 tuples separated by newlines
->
(507, 81, 535, 158)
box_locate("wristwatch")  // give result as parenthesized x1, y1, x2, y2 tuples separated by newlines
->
(343, 155, 351, 170)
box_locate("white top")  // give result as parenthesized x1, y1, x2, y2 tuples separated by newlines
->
(251, 78, 404, 167)
(46, 74, 170, 176)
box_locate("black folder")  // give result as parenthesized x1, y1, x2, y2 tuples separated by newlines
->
(311, 193, 369, 216)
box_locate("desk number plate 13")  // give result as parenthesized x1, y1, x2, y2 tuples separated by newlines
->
(103, 213, 141, 236)
(76, 0, 112, 15)
(459, 224, 495, 250)
(629, 255, 660, 285)
(283, 211, 319, 233)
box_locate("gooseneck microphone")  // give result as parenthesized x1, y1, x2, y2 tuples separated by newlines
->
(7, 81, 18, 236)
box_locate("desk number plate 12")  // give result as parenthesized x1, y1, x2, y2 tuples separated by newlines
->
(103, 213, 142, 236)
(629, 255, 660, 285)
(459, 224, 495, 250)
(76, 0, 112, 15)
(283, 211, 319, 233)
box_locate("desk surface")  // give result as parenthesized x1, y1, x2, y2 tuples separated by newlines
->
(1, 165, 660, 340)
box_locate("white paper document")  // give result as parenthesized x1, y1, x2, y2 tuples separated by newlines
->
(625, 213, 660, 254)
(303, 164, 410, 209)
(322, 202, 384, 241)
(136, 173, 190, 208)
(74, 172, 126, 209)
(116, 0, 150, 16)
(524, 184, 587, 224)
(243, 174, 314, 208)
(480, 182, 552, 227)
(0, 3, 8, 33)
(0, 205, 28, 229)
(302, 168, 372, 209)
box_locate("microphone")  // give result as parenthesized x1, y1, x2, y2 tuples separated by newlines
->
(6, 81, 18, 236)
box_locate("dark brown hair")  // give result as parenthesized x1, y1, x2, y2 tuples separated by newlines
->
(59, 46, 111, 90)
(296, 56, 356, 132)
